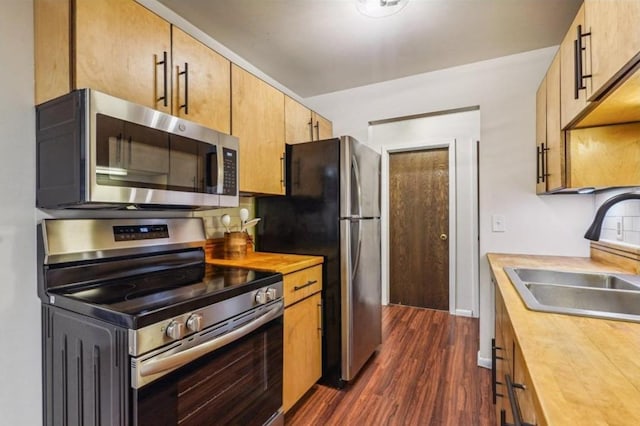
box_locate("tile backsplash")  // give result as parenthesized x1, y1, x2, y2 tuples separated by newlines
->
(599, 194, 640, 246)
(194, 197, 256, 239)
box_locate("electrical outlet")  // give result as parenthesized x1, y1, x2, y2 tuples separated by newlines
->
(492, 215, 506, 232)
(616, 218, 623, 240)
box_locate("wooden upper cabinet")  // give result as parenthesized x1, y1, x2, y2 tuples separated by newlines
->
(585, 0, 640, 100)
(560, 4, 590, 129)
(35, 0, 232, 131)
(74, 0, 171, 113)
(312, 112, 333, 140)
(566, 122, 640, 189)
(285, 96, 334, 144)
(285, 96, 313, 144)
(544, 53, 564, 192)
(231, 65, 285, 195)
(535, 76, 547, 195)
(171, 27, 230, 133)
(36, 0, 171, 111)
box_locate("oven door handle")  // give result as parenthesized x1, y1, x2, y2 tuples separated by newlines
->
(139, 301, 283, 379)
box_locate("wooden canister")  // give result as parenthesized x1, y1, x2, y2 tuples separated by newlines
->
(224, 231, 247, 259)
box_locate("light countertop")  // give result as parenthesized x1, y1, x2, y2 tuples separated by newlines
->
(487, 253, 640, 425)
(207, 251, 323, 274)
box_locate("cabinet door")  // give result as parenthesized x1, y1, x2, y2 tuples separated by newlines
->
(585, 0, 640, 100)
(171, 27, 231, 133)
(231, 65, 285, 195)
(285, 96, 313, 144)
(535, 77, 547, 194)
(545, 53, 565, 192)
(560, 4, 590, 129)
(74, 0, 171, 113)
(312, 112, 333, 141)
(283, 292, 322, 413)
(34, 0, 71, 104)
(513, 344, 539, 426)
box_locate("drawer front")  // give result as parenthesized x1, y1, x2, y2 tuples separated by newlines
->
(283, 265, 322, 307)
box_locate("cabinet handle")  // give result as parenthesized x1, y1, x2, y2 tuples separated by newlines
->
(280, 153, 285, 188)
(317, 299, 323, 334)
(294, 280, 318, 291)
(179, 62, 189, 114)
(501, 374, 536, 426)
(535, 145, 541, 184)
(574, 24, 592, 98)
(308, 119, 314, 141)
(156, 51, 168, 107)
(314, 120, 320, 141)
(541, 143, 549, 181)
(492, 338, 504, 404)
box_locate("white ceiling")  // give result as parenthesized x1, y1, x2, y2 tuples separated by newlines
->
(157, 0, 582, 98)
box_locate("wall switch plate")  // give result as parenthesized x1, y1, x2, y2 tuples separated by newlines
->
(492, 214, 506, 232)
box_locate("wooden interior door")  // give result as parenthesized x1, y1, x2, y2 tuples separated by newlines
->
(389, 148, 449, 310)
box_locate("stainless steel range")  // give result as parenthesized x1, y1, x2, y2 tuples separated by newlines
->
(38, 218, 284, 426)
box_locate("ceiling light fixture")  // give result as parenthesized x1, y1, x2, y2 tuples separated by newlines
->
(356, 0, 409, 18)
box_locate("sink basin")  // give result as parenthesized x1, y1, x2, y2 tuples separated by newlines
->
(512, 268, 640, 291)
(504, 267, 640, 323)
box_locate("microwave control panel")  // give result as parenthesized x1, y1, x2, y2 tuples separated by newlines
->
(222, 148, 237, 195)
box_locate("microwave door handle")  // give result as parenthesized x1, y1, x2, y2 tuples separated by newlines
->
(204, 151, 220, 192)
(137, 302, 283, 383)
(217, 147, 224, 194)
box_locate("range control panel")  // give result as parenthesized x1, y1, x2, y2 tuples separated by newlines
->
(113, 224, 169, 241)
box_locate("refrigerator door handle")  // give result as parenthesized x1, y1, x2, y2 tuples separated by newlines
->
(351, 219, 363, 283)
(352, 155, 363, 217)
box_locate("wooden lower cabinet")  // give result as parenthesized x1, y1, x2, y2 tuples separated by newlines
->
(493, 276, 542, 425)
(283, 291, 322, 413)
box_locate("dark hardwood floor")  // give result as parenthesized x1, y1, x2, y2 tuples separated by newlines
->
(286, 305, 495, 426)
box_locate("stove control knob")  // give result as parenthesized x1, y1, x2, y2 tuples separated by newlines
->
(265, 288, 278, 301)
(165, 320, 185, 340)
(186, 314, 203, 333)
(255, 290, 268, 305)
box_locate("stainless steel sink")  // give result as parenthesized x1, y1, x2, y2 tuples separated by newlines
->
(512, 268, 640, 291)
(504, 267, 640, 323)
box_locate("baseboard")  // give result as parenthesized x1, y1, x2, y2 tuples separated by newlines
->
(477, 352, 491, 369)
(455, 309, 474, 317)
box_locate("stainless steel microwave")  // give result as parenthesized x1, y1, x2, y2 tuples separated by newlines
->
(36, 89, 238, 210)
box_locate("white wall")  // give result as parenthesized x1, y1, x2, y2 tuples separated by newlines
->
(304, 47, 596, 364)
(0, 1, 40, 424)
(371, 110, 480, 317)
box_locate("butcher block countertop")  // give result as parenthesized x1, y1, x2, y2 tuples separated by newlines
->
(488, 253, 640, 425)
(207, 251, 323, 274)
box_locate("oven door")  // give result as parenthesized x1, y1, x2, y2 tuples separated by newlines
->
(132, 311, 283, 426)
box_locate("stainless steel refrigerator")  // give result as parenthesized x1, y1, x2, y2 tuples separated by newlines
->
(256, 136, 381, 387)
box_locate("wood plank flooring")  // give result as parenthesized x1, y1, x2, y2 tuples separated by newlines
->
(285, 305, 495, 426)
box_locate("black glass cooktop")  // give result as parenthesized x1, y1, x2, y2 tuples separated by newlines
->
(55, 264, 281, 327)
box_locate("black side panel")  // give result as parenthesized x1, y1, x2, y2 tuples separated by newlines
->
(36, 90, 86, 208)
(256, 138, 343, 386)
(42, 305, 129, 426)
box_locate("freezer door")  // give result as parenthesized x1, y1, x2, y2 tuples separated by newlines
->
(339, 136, 380, 219)
(340, 217, 381, 381)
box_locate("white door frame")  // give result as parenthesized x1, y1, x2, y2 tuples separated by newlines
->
(381, 139, 457, 314)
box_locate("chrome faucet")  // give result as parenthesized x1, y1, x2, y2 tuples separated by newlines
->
(584, 191, 640, 241)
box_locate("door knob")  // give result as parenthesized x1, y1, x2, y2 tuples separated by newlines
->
(440, 233, 448, 241)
